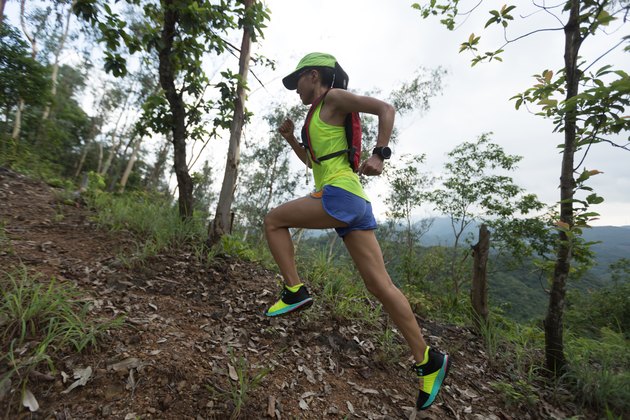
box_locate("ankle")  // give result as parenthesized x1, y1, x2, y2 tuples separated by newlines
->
(285, 283, 304, 293)
(415, 346, 430, 366)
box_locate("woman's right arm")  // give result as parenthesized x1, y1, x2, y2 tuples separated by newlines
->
(279, 119, 311, 167)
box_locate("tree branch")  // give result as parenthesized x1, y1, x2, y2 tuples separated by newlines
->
(598, 138, 630, 150)
(504, 26, 565, 45)
(209, 28, 267, 89)
(583, 38, 626, 73)
(530, 0, 566, 27)
(454, 0, 483, 30)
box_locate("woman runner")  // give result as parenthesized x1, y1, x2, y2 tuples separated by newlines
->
(263, 52, 450, 411)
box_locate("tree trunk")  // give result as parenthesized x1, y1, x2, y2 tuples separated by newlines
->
(74, 142, 89, 179)
(100, 133, 123, 176)
(100, 96, 131, 176)
(74, 114, 102, 179)
(0, 0, 7, 27)
(159, 0, 193, 219)
(41, 0, 75, 121)
(96, 142, 103, 173)
(544, 0, 582, 376)
(11, 99, 24, 140)
(16, 0, 37, 142)
(471, 224, 490, 328)
(327, 233, 337, 264)
(118, 136, 142, 193)
(451, 229, 462, 297)
(146, 136, 170, 191)
(207, 0, 253, 245)
(293, 228, 305, 253)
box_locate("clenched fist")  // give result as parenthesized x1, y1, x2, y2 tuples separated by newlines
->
(278, 119, 295, 142)
(358, 155, 384, 176)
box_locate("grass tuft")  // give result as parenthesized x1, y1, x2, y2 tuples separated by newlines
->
(207, 348, 269, 419)
(564, 328, 630, 416)
(0, 267, 123, 412)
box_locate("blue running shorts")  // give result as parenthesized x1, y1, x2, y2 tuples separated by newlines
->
(312, 185, 377, 238)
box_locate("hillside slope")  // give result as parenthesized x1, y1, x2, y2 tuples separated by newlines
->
(0, 167, 593, 419)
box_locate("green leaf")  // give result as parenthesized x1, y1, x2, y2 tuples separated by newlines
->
(586, 194, 605, 205)
(596, 10, 614, 26)
(502, 5, 517, 14)
(485, 16, 497, 28)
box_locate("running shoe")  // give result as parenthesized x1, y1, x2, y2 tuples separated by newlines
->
(413, 347, 450, 410)
(265, 284, 313, 317)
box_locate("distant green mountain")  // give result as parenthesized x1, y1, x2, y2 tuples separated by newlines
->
(419, 219, 629, 322)
(421, 218, 629, 270)
(582, 225, 630, 277)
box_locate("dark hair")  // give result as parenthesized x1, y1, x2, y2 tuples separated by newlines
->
(317, 67, 336, 88)
(310, 64, 349, 90)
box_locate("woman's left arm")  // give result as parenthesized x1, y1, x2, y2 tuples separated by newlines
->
(326, 89, 395, 176)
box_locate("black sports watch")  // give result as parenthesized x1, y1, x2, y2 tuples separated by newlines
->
(372, 146, 392, 160)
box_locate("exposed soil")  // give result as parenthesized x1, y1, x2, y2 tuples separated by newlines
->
(0, 167, 595, 419)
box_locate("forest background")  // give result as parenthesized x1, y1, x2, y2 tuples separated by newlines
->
(1, 0, 629, 417)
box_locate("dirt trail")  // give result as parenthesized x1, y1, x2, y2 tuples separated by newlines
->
(0, 167, 587, 419)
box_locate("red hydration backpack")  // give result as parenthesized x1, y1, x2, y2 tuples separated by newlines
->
(301, 90, 362, 172)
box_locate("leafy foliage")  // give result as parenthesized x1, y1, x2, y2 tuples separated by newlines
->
(424, 133, 545, 296)
(74, 0, 271, 143)
(0, 24, 50, 117)
(566, 259, 630, 338)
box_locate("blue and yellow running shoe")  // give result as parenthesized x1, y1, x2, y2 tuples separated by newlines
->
(265, 283, 313, 317)
(413, 347, 450, 410)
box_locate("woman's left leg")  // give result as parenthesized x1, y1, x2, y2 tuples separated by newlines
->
(343, 229, 427, 363)
(264, 195, 347, 287)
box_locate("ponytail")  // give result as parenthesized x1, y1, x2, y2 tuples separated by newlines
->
(315, 63, 349, 90)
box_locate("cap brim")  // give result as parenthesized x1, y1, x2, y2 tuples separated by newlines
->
(282, 69, 301, 90)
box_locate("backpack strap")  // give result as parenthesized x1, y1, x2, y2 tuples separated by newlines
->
(301, 90, 330, 164)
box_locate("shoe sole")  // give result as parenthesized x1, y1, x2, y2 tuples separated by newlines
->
(419, 354, 450, 410)
(265, 298, 313, 317)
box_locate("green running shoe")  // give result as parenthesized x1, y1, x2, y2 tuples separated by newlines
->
(413, 347, 450, 410)
(265, 284, 313, 317)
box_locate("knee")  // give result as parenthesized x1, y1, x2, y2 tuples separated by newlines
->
(263, 210, 279, 233)
(364, 278, 393, 300)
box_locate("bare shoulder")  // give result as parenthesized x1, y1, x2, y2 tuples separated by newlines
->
(327, 89, 393, 116)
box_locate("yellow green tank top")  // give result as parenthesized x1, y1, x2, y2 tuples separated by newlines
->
(308, 101, 369, 201)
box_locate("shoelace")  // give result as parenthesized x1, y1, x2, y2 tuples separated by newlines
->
(280, 288, 292, 301)
(412, 363, 424, 376)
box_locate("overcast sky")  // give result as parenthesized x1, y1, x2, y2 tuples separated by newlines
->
(245, 0, 630, 227)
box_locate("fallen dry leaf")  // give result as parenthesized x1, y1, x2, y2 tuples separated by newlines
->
(22, 388, 39, 412)
(62, 366, 93, 394)
(228, 363, 238, 381)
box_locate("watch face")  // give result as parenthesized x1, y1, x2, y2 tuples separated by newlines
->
(373, 147, 392, 159)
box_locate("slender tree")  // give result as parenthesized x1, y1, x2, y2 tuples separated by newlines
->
(426, 133, 544, 297)
(13, 0, 40, 140)
(41, 0, 77, 121)
(208, 0, 255, 243)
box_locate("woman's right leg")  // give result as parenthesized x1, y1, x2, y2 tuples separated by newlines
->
(343, 229, 450, 411)
(342, 229, 427, 362)
(264, 195, 347, 286)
